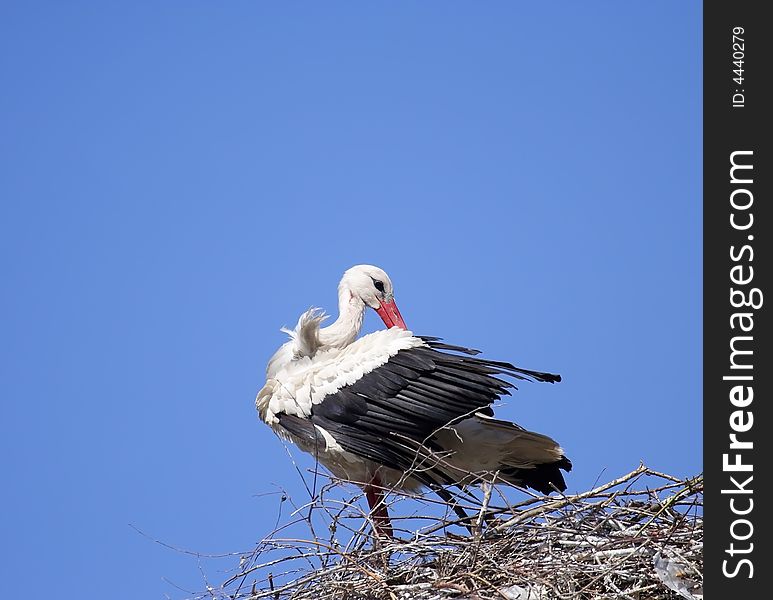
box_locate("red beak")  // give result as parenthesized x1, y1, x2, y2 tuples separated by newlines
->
(375, 299, 407, 330)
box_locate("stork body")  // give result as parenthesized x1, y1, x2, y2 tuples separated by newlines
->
(256, 265, 571, 536)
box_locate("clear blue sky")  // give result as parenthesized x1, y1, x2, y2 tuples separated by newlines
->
(1, 2, 701, 597)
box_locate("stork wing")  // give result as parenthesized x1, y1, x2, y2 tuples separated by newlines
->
(275, 333, 561, 487)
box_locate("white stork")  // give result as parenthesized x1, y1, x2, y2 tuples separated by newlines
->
(256, 265, 571, 536)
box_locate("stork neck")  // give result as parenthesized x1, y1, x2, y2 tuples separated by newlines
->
(319, 287, 366, 348)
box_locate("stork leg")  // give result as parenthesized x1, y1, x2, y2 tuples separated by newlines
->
(364, 475, 393, 538)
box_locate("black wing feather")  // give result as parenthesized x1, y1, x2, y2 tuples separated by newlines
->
(274, 338, 563, 489)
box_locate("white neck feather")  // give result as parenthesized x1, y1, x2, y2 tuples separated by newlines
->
(318, 285, 366, 349)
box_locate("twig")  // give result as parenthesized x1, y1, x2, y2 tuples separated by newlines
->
(170, 463, 702, 600)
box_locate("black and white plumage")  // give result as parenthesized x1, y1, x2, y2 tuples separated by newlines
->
(256, 265, 571, 534)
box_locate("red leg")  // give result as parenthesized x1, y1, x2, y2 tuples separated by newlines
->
(364, 475, 393, 538)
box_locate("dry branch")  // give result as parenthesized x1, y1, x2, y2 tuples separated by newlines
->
(182, 465, 703, 600)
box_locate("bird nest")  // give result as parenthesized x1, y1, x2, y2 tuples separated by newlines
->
(184, 465, 703, 600)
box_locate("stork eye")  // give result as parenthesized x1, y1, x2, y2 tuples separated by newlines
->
(373, 280, 385, 293)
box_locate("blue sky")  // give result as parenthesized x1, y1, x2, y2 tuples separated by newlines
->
(1, 2, 701, 597)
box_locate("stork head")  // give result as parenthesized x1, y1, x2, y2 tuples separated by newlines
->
(340, 265, 407, 330)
